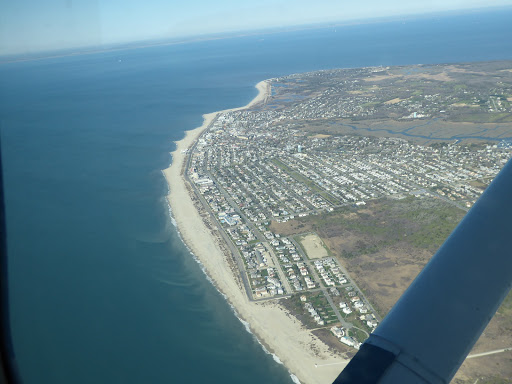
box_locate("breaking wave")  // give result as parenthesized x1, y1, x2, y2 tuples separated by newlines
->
(165, 197, 301, 384)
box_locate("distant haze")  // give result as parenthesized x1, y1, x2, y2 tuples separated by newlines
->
(1, 0, 511, 55)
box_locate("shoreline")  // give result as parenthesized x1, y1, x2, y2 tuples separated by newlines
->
(162, 80, 348, 384)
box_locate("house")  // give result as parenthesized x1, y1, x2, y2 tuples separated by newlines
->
(331, 327, 344, 338)
(340, 336, 355, 347)
(255, 287, 269, 298)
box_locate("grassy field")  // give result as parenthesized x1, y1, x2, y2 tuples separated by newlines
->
(282, 196, 464, 256)
(272, 196, 466, 316)
(348, 328, 368, 344)
(281, 292, 339, 329)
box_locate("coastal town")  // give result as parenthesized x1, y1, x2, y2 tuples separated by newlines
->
(180, 62, 512, 349)
(167, 61, 512, 383)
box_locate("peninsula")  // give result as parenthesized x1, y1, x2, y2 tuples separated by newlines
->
(164, 61, 512, 384)
(163, 81, 348, 384)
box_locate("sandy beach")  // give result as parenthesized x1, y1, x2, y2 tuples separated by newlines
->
(162, 80, 348, 384)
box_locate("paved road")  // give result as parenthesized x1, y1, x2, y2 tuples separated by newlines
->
(183, 115, 254, 300)
(262, 243, 294, 294)
(315, 361, 346, 368)
(467, 347, 512, 359)
(192, 188, 254, 300)
(327, 253, 382, 322)
(289, 237, 350, 328)
(206, 169, 293, 294)
(289, 235, 380, 339)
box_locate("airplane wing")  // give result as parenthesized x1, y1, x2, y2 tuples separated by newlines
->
(334, 158, 512, 383)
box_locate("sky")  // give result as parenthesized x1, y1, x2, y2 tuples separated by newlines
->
(1, 0, 511, 55)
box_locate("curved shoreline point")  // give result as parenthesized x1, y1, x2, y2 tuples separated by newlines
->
(162, 80, 348, 384)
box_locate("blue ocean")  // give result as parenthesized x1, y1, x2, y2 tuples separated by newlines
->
(1, 8, 511, 384)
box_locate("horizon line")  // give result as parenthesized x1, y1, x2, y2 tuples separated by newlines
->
(1, 4, 511, 65)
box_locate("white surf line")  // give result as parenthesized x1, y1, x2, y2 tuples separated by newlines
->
(467, 347, 512, 359)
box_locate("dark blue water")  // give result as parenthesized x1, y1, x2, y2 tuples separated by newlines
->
(1, 8, 511, 384)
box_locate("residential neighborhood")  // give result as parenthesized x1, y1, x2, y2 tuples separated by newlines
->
(182, 64, 512, 347)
